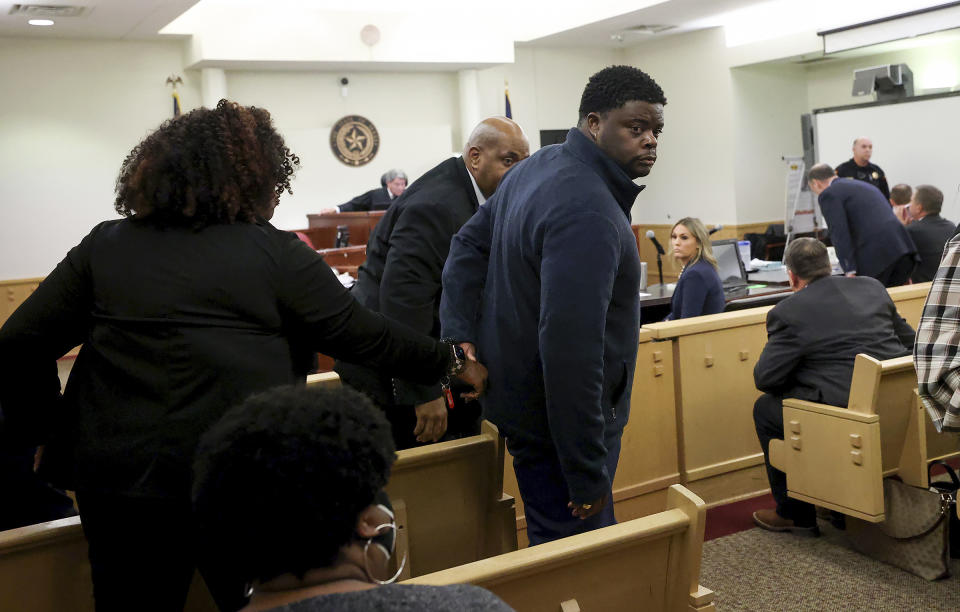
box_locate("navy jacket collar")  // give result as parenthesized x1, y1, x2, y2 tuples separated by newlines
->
(563, 127, 644, 217)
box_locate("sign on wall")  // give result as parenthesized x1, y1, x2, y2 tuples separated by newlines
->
(330, 115, 380, 166)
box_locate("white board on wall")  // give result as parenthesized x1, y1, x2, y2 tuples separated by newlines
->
(272, 125, 455, 230)
(814, 93, 960, 222)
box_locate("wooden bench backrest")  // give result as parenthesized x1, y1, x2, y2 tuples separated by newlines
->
(0, 517, 93, 612)
(406, 485, 713, 612)
(386, 421, 516, 577)
(0, 517, 218, 612)
(776, 354, 928, 521)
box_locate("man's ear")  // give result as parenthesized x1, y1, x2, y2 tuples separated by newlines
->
(466, 146, 482, 170)
(787, 269, 801, 290)
(585, 112, 601, 138)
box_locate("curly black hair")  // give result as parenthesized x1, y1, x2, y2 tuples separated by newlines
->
(578, 65, 667, 123)
(192, 385, 396, 584)
(115, 99, 300, 227)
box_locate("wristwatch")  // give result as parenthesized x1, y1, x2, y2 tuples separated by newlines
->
(445, 342, 467, 377)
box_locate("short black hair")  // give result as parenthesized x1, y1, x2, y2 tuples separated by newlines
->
(192, 385, 396, 585)
(914, 185, 944, 215)
(784, 238, 831, 282)
(578, 65, 666, 123)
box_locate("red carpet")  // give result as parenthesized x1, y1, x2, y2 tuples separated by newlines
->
(704, 493, 774, 541)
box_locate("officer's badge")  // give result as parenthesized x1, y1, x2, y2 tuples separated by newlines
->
(330, 115, 379, 167)
(872, 171, 879, 180)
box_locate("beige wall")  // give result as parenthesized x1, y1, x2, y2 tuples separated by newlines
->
(731, 63, 808, 224)
(0, 37, 201, 280)
(226, 69, 462, 230)
(4, 28, 960, 279)
(622, 28, 738, 226)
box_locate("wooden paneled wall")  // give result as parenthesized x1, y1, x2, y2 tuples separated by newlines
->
(635, 221, 777, 284)
(0, 277, 42, 328)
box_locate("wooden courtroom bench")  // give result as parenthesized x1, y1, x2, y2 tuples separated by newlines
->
(406, 484, 715, 612)
(306, 210, 385, 248)
(642, 308, 773, 507)
(502, 328, 681, 546)
(768, 354, 960, 521)
(305, 375, 518, 574)
(886, 282, 930, 329)
(638, 282, 933, 508)
(0, 517, 217, 612)
(385, 421, 518, 577)
(317, 244, 367, 276)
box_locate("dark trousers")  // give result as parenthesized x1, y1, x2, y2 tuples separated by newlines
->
(871, 254, 916, 287)
(509, 430, 622, 546)
(753, 393, 816, 527)
(0, 443, 76, 531)
(76, 491, 247, 612)
(384, 399, 482, 451)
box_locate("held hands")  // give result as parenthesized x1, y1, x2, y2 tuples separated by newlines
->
(568, 495, 608, 520)
(413, 397, 448, 443)
(455, 342, 487, 400)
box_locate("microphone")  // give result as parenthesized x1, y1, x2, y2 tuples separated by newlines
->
(709, 224, 724, 235)
(645, 230, 665, 255)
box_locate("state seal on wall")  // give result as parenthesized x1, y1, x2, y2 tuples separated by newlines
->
(330, 115, 380, 166)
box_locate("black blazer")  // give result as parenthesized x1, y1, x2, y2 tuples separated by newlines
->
(907, 214, 955, 282)
(754, 275, 914, 407)
(339, 186, 393, 212)
(0, 219, 449, 498)
(337, 156, 480, 406)
(818, 179, 916, 278)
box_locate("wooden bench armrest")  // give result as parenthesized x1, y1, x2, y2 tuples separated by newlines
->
(690, 584, 715, 608)
(768, 439, 785, 471)
(782, 398, 878, 423)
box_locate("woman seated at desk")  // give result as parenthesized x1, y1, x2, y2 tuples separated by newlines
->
(665, 217, 725, 320)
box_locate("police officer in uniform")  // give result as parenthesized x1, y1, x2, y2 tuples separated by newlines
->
(835, 137, 889, 199)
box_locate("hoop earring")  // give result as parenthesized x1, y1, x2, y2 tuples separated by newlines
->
(363, 523, 407, 585)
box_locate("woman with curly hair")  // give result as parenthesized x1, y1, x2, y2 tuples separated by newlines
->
(193, 385, 512, 611)
(0, 100, 484, 612)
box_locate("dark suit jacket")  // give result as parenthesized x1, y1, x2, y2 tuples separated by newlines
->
(818, 178, 916, 279)
(336, 156, 479, 406)
(754, 275, 914, 407)
(907, 214, 955, 282)
(0, 219, 449, 499)
(339, 186, 393, 212)
(440, 128, 643, 504)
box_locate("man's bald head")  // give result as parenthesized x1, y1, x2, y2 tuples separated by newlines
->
(464, 116, 530, 198)
(852, 137, 873, 165)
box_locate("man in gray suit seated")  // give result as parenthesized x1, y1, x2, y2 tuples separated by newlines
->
(751, 238, 915, 536)
(906, 185, 953, 283)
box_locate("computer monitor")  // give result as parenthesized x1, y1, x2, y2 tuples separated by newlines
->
(711, 239, 748, 287)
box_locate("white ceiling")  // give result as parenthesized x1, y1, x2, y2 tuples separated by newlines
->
(0, 0, 955, 63)
(0, 0, 198, 39)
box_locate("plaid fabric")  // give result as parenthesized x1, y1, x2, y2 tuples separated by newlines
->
(915, 234, 960, 432)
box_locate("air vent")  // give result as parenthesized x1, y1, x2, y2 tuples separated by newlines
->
(8, 4, 88, 18)
(623, 24, 677, 35)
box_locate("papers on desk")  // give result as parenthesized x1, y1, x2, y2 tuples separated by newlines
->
(749, 259, 784, 271)
(337, 271, 356, 288)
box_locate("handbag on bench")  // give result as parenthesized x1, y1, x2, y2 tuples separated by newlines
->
(847, 476, 952, 580)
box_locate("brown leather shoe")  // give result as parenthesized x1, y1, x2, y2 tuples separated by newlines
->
(752, 508, 820, 537)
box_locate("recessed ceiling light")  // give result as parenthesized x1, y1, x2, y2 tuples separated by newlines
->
(28, 19, 55, 27)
